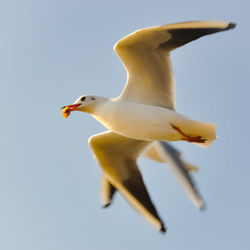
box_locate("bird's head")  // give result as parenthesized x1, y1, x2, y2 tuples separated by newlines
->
(61, 95, 99, 118)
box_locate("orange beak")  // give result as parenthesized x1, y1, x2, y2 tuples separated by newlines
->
(61, 104, 81, 118)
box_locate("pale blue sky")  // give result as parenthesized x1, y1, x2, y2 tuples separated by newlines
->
(0, 0, 249, 249)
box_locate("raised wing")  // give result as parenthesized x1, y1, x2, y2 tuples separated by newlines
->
(115, 21, 235, 109)
(89, 131, 166, 232)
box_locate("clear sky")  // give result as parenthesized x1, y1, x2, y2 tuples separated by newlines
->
(0, 0, 249, 249)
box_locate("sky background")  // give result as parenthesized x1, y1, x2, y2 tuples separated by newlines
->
(0, 0, 249, 249)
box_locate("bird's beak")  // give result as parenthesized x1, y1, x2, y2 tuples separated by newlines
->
(61, 104, 81, 118)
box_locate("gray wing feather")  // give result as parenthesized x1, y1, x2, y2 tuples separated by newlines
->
(155, 142, 206, 210)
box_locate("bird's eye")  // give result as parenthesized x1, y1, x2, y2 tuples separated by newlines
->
(81, 96, 86, 101)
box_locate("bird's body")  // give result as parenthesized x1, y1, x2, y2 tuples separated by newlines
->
(91, 97, 216, 145)
(62, 20, 236, 233)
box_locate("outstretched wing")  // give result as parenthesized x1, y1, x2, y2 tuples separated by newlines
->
(89, 131, 166, 233)
(115, 21, 235, 109)
(101, 141, 204, 210)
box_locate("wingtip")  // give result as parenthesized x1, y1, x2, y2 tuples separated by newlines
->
(101, 202, 112, 208)
(227, 22, 237, 30)
(199, 202, 207, 212)
(195, 198, 207, 211)
(160, 224, 167, 234)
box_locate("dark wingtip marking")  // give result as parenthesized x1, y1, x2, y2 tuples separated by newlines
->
(160, 224, 167, 234)
(102, 203, 111, 208)
(199, 202, 207, 212)
(160, 22, 236, 51)
(226, 22, 236, 30)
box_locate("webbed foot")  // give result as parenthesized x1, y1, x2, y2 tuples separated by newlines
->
(171, 124, 207, 143)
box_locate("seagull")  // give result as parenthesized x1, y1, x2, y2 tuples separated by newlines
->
(62, 21, 235, 233)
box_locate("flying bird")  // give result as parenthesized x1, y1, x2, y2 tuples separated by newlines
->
(62, 21, 235, 233)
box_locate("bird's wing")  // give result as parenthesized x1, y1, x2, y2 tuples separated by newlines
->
(143, 142, 199, 171)
(148, 141, 205, 210)
(100, 173, 116, 208)
(100, 141, 203, 210)
(115, 21, 235, 109)
(89, 131, 166, 233)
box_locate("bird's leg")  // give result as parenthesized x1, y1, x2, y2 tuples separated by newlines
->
(170, 124, 207, 143)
